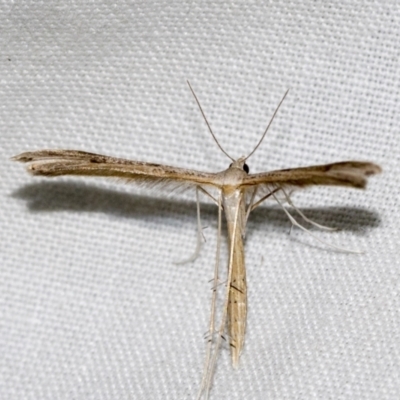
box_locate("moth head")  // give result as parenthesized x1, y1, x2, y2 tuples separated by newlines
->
(229, 157, 250, 174)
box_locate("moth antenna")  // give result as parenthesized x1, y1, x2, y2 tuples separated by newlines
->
(245, 88, 290, 161)
(272, 193, 363, 254)
(187, 80, 234, 161)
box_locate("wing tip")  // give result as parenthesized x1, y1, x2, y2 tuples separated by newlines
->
(11, 152, 31, 162)
(365, 163, 382, 176)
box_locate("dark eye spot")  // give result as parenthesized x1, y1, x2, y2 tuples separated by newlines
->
(229, 163, 232, 168)
(243, 163, 249, 173)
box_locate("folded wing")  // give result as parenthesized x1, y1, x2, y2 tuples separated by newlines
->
(241, 161, 381, 189)
(13, 150, 219, 187)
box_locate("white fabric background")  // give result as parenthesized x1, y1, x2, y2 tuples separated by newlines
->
(1, 2, 399, 399)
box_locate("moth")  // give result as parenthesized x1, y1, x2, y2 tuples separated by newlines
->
(13, 83, 381, 399)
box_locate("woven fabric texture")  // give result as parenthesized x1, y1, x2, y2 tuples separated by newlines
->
(1, 2, 399, 399)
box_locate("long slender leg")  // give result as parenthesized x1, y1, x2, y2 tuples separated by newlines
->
(198, 186, 221, 207)
(272, 193, 361, 253)
(196, 192, 223, 400)
(175, 187, 204, 264)
(249, 187, 282, 212)
(280, 188, 338, 231)
(250, 187, 338, 232)
(245, 187, 258, 225)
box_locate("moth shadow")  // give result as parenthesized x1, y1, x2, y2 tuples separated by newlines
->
(13, 181, 381, 233)
(12, 181, 205, 221)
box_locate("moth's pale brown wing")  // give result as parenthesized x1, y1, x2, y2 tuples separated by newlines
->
(241, 161, 381, 189)
(13, 150, 219, 187)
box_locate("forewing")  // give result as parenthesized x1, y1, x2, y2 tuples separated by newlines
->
(13, 150, 219, 188)
(241, 161, 381, 189)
